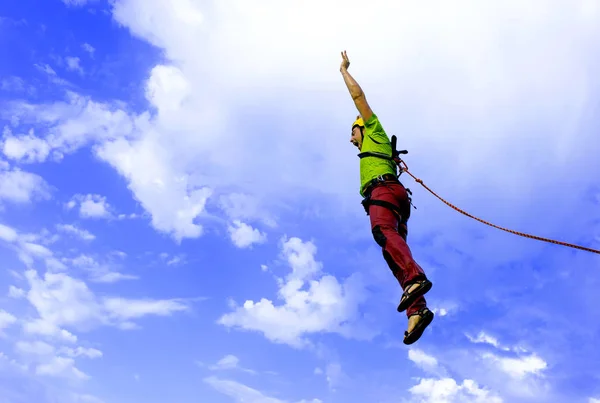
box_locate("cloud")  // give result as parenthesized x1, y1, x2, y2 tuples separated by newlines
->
(322, 362, 345, 391)
(403, 346, 552, 403)
(66, 194, 112, 219)
(4, 0, 594, 263)
(0, 227, 62, 269)
(94, 128, 213, 242)
(0, 166, 51, 204)
(158, 252, 186, 266)
(1, 76, 32, 94)
(209, 354, 256, 374)
(228, 220, 267, 248)
(0, 223, 19, 242)
(2, 91, 141, 165)
(218, 236, 369, 348)
(218, 193, 277, 228)
(35, 356, 89, 380)
(62, 0, 92, 6)
(81, 43, 95, 56)
(56, 224, 95, 241)
(481, 352, 548, 380)
(13, 339, 101, 383)
(21, 268, 189, 340)
(408, 349, 440, 374)
(8, 285, 25, 298)
(65, 57, 84, 75)
(465, 331, 506, 350)
(0, 309, 17, 331)
(103, 297, 188, 320)
(58, 346, 102, 359)
(204, 376, 322, 403)
(15, 340, 55, 356)
(2, 128, 51, 162)
(66, 253, 138, 283)
(209, 354, 240, 371)
(408, 378, 503, 403)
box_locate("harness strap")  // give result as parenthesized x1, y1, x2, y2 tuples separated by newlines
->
(358, 151, 394, 160)
(361, 196, 407, 225)
(367, 199, 403, 218)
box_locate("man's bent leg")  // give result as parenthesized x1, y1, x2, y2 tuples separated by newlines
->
(369, 185, 430, 316)
(382, 244, 427, 317)
(369, 186, 427, 288)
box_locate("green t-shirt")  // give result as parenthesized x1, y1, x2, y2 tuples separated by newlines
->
(359, 113, 398, 196)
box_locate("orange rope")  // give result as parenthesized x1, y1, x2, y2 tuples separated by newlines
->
(396, 159, 600, 255)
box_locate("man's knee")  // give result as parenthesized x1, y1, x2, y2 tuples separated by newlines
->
(372, 225, 387, 247)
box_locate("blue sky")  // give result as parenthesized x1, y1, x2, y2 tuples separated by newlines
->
(1, 0, 600, 402)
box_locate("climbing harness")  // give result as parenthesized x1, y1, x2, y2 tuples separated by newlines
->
(375, 135, 600, 255)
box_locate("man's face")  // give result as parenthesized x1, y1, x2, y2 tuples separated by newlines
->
(350, 126, 363, 150)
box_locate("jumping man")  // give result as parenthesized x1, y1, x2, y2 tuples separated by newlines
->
(340, 50, 434, 345)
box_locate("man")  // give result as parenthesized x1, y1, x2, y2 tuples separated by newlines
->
(340, 50, 434, 345)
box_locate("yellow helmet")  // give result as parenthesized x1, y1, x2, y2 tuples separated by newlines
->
(352, 115, 364, 130)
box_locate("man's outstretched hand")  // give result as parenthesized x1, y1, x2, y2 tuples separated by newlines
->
(340, 50, 350, 71)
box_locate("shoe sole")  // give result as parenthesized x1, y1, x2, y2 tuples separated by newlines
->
(397, 280, 433, 313)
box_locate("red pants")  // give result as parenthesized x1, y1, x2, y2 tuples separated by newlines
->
(367, 181, 428, 317)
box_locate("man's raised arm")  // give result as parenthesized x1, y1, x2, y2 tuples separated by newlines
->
(340, 50, 373, 122)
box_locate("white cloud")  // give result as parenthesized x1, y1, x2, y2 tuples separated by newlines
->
(58, 346, 102, 359)
(0, 166, 51, 204)
(589, 398, 600, 403)
(22, 242, 53, 258)
(219, 193, 277, 228)
(482, 353, 548, 379)
(95, 133, 213, 241)
(218, 237, 368, 348)
(34, 64, 58, 77)
(105, 0, 600, 253)
(0, 0, 598, 253)
(62, 0, 92, 6)
(81, 43, 95, 56)
(1, 76, 27, 93)
(66, 253, 138, 283)
(67, 194, 111, 219)
(429, 301, 458, 318)
(15, 340, 55, 356)
(0, 224, 68, 272)
(23, 319, 78, 343)
(0, 309, 17, 331)
(56, 224, 95, 241)
(209, 354, 256, 374)
(228, 220, 267, 248)
(2, 92, 140, 165)
(103, 297, 188, 320)
(409, 378, 503, 403)
(466, 332, 503, 349)
(204, 376, 322, 403)
(323, 362, 344, 391)
(21, 269, 189, 340)
(0, 223, 18, 242)
(408, 349, 440, 373)
(2, 128, 51, 162)
(9, 336, 103, 391)
(210, 354, 240, 371)
(65, 57, 84, 75)
(35, 356, 89, 380)
(8, 285, 25, 298)
(91, 272, 138, 283)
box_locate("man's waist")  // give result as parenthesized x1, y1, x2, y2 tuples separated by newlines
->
(362, 174, 401, 195)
